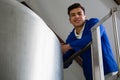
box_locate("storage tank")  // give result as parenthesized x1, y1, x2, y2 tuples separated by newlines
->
(0, 0, 63, 80)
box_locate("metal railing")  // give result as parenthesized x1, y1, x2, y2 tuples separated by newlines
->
(91, 6, 120, 80)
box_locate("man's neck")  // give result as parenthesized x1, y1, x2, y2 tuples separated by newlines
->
(75, 27, 83, 35)
(75, 22, 85, 34)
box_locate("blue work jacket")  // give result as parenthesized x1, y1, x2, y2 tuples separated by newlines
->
(63, 18, 118, 80)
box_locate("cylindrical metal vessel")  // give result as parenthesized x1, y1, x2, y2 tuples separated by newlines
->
(0, 0, 63, 80)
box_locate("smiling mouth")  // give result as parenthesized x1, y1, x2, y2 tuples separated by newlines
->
(74, 19, 81, 22)
(74, 20, 81, 23)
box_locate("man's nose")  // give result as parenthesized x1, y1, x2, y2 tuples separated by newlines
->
(75, 14, 80, 18)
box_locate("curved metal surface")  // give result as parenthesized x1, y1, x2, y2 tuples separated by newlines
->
(0, 0, 62, 80)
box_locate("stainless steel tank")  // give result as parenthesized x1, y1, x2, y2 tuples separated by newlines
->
(0, 0, 63, 80)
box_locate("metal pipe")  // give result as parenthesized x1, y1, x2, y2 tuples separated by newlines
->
(90, 10, 112, 80)
(91, 27, 105, 80)
(112, 7, 120, 76)
(91, 10, 112, 32)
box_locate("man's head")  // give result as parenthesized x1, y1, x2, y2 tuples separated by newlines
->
(68, 3, 86, 28)
(68, 3, 85, 16)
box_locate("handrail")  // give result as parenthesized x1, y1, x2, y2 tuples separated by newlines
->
(91, 10, 112, 32)
(64, 42, 91, 65)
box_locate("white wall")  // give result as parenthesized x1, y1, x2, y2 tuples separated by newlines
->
(17, 0, 120, 80)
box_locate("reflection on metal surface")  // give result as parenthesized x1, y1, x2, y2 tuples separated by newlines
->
(0, 0, 62, 80)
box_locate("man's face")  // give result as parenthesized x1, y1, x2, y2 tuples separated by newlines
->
(69, 8, 86, 28)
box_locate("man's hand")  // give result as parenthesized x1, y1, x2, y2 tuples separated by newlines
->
(61, 44, 72, 54)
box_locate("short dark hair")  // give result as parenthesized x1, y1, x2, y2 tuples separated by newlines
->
(68, 3, 85, 16)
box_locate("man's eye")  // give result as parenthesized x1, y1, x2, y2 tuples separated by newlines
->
(78, 12, 82, 15)
(70, 14, 75, 17)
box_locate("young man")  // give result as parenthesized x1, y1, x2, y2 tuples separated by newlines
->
(61, 3, 118, 80)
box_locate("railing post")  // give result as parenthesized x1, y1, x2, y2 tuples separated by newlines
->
(112, 7, 120, 77)
(91, 27, 105, 80)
